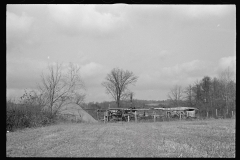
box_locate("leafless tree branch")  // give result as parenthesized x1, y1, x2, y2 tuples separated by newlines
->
(36, 62, 86, 116)
(102, 68, 138, 108)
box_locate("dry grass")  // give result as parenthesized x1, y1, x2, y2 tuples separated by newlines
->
(6, 119, 235, 157)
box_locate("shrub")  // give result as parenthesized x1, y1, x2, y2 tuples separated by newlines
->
(6, 99, 56, 132)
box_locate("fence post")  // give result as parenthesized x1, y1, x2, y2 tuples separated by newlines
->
(153, 111, 156, 122)
(135, 111, 137, 122)
(97, 111, 98, 121)
(107, 112, 109, 122)
(167, 111, 170, 121)
(128, 115, 130, 122)
(104, 112, 106, 123)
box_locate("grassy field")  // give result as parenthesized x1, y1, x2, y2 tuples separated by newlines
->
(6, 118, 235, 157)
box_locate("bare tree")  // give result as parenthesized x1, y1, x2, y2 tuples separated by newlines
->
(184, 85, 194, 107)
(200, 76, 212, 112)
(218, 67, 235, 116)
(102, 68, 138, 108)
(201, 76, 211, 104)
(38, 62, 85, 117)
(168, 85, 184, 107)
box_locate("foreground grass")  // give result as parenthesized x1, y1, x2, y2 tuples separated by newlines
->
(6, 119, 235, 157)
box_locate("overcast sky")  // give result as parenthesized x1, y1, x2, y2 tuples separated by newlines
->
(7, 4, 236, 103)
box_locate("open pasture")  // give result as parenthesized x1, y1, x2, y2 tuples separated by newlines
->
(6, 119, 235, 157)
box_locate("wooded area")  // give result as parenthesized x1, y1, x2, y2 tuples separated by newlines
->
(84, 67, 235, 119)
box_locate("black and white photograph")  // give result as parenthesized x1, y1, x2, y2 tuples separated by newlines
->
(7, 4, 236, 157)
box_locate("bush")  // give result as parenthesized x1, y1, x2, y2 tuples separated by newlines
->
(6, 100, 56, 132)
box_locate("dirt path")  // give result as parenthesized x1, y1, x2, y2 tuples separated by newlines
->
(6, 119, 235, 157)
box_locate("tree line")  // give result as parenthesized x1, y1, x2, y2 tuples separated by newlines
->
(89, 67, 235, 119)
(168, 67, 236, 118)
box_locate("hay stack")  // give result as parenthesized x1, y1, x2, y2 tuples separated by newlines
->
(59, 103, 98, 123)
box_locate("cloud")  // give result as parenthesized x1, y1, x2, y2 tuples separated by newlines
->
(137, 59, 213, 92)
(173, 5, 234, 19)
(47, 5, 127, 36)
(7, 57, 47, 74)
(85, 87, 110, 102)
(7, 11, 33, 34)
(215, 56, 236, 78)
(7, 11, 34, 50)
(119, 5, 234, 26)
(218, 56, 236, 70)
(79, 62, 108, 78)
(38, 61, 108, 82)
(150, 50, 171, 62)
(7, 57, 48, 90)
(137, 73, 170, 91)
(137, 57, 236, 94)
(160, 60, 211, 78)
(76, 62, 111, 90)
